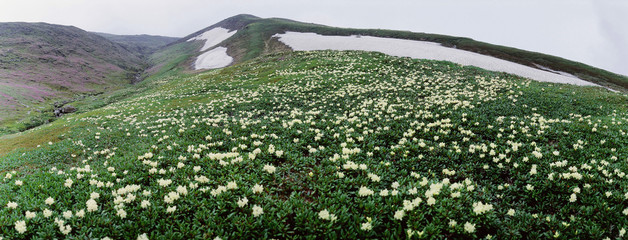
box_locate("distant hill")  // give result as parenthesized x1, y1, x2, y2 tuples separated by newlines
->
(94, 32, 178, 57)
(0, 22, 144, 133)
(155, 14, 628, 92)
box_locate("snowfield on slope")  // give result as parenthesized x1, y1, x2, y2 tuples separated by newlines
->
(274, 32, 601, 87)
(188, 27, 237, 69)
(194, 47, 233, 70)
(187, 27, 237, 52)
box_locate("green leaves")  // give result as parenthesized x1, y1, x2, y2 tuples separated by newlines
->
(0, 51, 626, 239)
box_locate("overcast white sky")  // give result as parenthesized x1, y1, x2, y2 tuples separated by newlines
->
(1, 0, 626, 76)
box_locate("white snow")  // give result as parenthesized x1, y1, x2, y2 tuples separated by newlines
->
(187, 27, 237, 70)
(194, 47, 233, 70)
(187, 27, 237, 51)
(274, 32, 601, 87)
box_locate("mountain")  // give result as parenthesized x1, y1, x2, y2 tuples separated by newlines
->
(0, 15, 626, 239)
(156, 14, 628, 92)
(0, 22, 144, 133)
(94, 32, 178, 57)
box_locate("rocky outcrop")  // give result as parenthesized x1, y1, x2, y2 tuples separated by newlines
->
(54, 105, 76, 117)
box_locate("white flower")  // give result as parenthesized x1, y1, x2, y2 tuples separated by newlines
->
(427, 197, 436, 205)
(623, 208, 628, 216)
(569, 193, 577, 202)
(394, 210, 405, 220)
(86, 199, 98, 212)
(227, 181, 238, 190)
(60, 224, 72, 235)
(449, 220, 457, 227)
(252, 184, 264, 194)
(237, 197, 249, 208)
(157, 178, 172, 187)
(117, 209, 127, 219)
(141, 200, 151, 208)
(619, 228, 625, 237)
(318, 209, 330, 220)
(45, 197, 55, 205)
(532, 151, 542, 159)
(361, 222, 372, 231)
(367, 173, 380, 182)
(164, 191, 180, 204)
(43, 208, 53, 218)
(75, 209, 85, 218)
(176, 185, 188, 195)
(472, 201, 493, 215)
(391, 181, 400, 189)
(91, 192, 100, 199)
(15, 180, 23, 186)
(252, 205, 264, 217)
(166, 206, 176, 213)
(63, 210, 73, 219)
(25, 211, 37, 219)
(507, 209, 515, 216)
(450, 192, 461, 198)
(529, 164, 537, 175)
(6, 201, 17, 209)
(358, 186, 374, 197)
(464, 222, 476, 233)
(379, 189, 389, 196)
(263, 164, 276, 174)
(525, 184, 534, 191)
(64, 178, 73, 188)
(15, 220, 27, 234)
(137, 233, 149, 240)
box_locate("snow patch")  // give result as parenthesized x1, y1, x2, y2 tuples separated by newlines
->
(188, 27, 237, 52)
(194, 47, 233, 70)
(274, 32, 601, 87)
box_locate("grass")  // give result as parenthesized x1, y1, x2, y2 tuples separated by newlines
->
(0, 51, 626, 239)
(204, 15, 628, 92)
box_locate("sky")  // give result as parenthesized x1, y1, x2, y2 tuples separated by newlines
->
(1, 0, 626, 76)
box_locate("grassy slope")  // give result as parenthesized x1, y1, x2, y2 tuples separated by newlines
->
(0, 40, 203, 157)
(178, 15, 628, 92)
(0, 23, 144, 134)
(0, 51, 626, 239)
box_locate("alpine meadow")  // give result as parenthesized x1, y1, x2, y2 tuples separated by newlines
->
(0, 14, 627, 240)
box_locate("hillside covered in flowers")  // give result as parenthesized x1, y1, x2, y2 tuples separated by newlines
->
(1, 51, 626, 239)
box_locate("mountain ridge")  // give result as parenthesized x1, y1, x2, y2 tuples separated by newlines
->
(0, 22, 145, 133)
(93, 32, 178, 57)
(163, 14, 627, 92)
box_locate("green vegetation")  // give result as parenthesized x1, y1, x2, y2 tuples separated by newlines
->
(1, 51, 626, 239)
(206, 15, 628, 92)
(0, 22, 147, 135)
